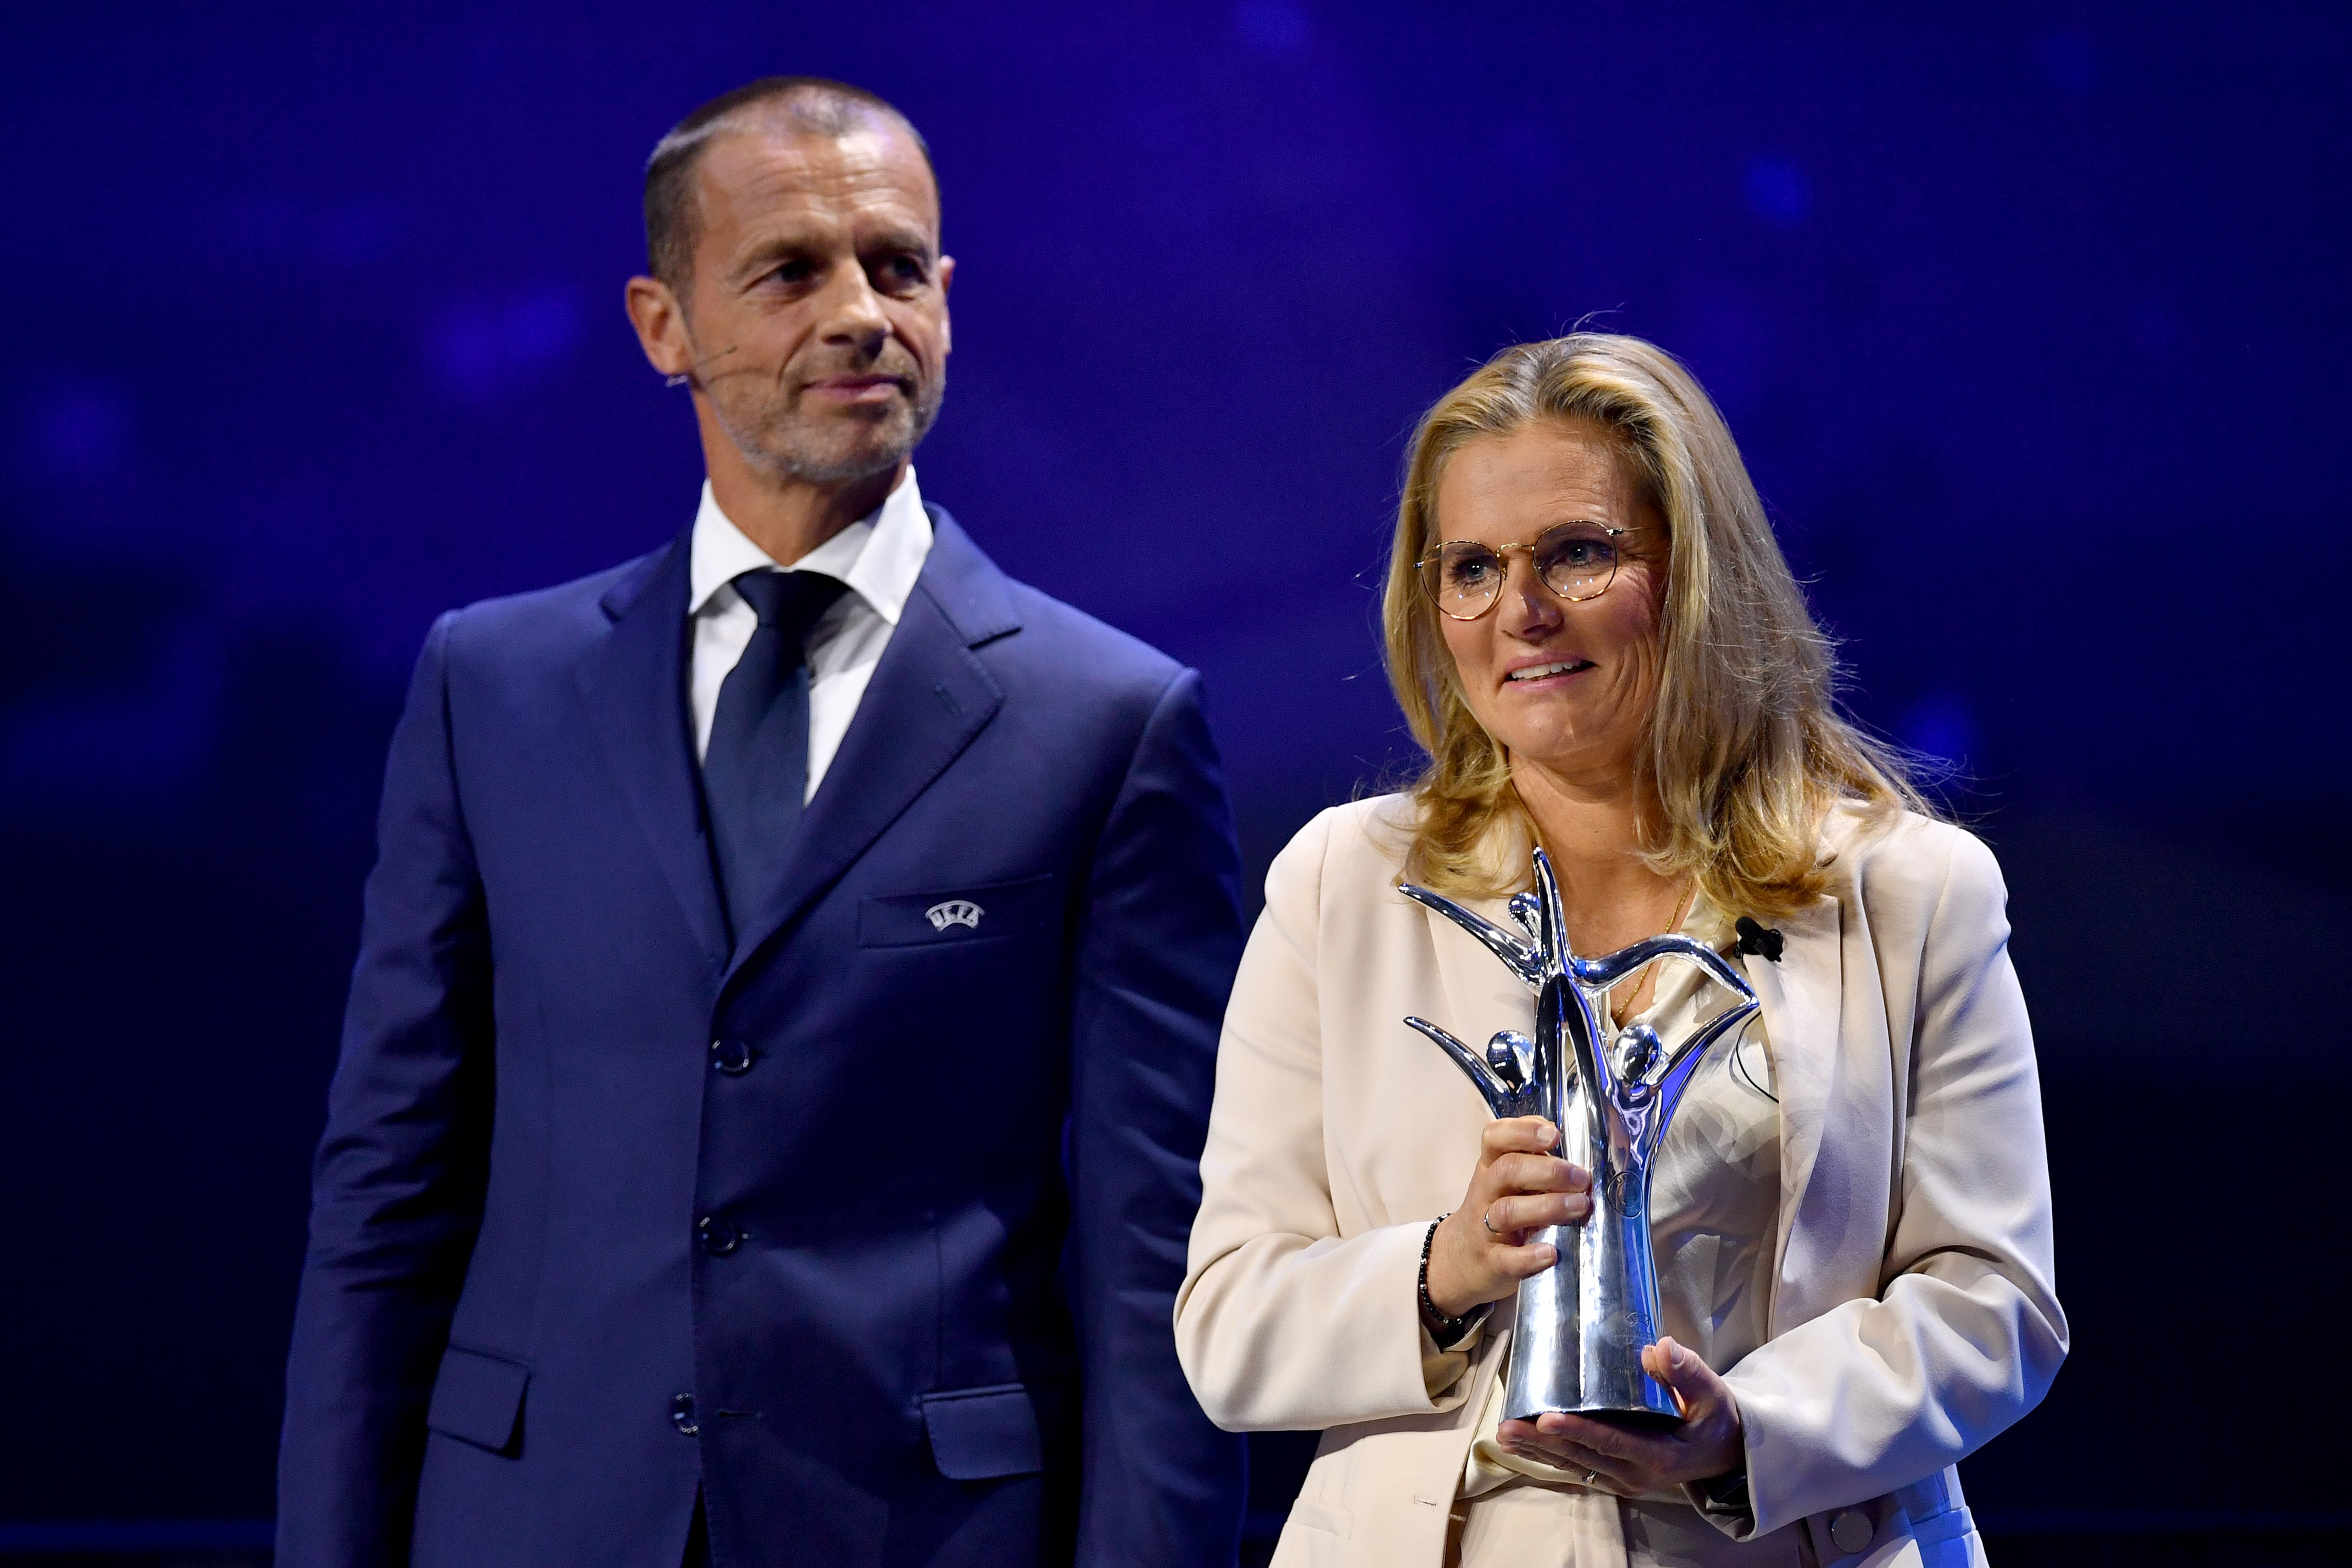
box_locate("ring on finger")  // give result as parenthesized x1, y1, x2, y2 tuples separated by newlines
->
(1482, 1208, 1502, 1237)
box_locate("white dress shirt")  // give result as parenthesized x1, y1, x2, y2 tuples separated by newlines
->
(686, 467, 934, 798)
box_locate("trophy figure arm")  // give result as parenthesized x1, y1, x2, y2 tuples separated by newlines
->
(1405, 1016, 1517, 1118)
(1636, 1001, 1763, 1157)
(1575, 935, 1756, 1002)
(1397, 883, 1545, 988)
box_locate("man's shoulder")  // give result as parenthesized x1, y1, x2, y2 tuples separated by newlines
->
(994, 578, 1182, 686)
(924, 508, 1184, 703)
(435, 539, 675, 669)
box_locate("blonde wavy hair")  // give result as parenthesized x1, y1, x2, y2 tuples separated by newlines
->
(1383, 333, 1929, 918)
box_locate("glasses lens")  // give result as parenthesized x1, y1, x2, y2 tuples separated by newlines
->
(1425, 543, 1504, 618)
(1534, 525, 1620, 602)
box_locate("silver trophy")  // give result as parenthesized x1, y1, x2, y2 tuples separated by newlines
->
(1400, 849, 1759, 1428)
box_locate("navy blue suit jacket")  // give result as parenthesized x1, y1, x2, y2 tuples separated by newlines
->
(277, 508, 1249, 1567)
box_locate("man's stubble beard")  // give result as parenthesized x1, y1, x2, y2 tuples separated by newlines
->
(711, 375, 947, 487)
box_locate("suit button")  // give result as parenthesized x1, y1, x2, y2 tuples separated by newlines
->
(670, 1393, 699, 1435)
(710, 1038, 755, 1075)
(1828, 1510, 1874, 1554)
(696, 1215, 743, 1255)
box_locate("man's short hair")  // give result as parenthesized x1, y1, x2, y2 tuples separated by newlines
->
(642, 77, 936, 295)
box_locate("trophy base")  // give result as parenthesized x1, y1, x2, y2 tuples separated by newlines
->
(1502, 1403, 1684, 1432)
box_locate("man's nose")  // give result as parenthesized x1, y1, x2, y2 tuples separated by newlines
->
(816, 265, 892, 351)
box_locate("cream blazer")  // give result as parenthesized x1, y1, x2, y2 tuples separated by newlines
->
(1174, 797, 2067, 1567)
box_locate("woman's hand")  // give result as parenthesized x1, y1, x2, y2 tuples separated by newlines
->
(1423, 1117, 1592, 1320)
(1495, 1337, 1744, 1494)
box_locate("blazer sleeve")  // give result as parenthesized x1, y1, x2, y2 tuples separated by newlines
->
(276, 611, 496, 1568)
(1067, 667, 1250, 1568)
(1174, 810, 1465, 1432)
(1724, 829, 2070, 1538)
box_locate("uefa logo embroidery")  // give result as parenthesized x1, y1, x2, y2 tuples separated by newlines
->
(924, 899, 984, 932)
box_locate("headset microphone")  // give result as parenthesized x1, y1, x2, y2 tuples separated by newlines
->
(665, 345, 740, 388)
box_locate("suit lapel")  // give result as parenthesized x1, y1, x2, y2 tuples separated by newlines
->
(577, 533, 731, 975)
(721, 510, 1019, 988)
(1748, 890, 1846, 1334)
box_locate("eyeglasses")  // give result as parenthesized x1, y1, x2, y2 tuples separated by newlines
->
(1414, 522, 1627, 621)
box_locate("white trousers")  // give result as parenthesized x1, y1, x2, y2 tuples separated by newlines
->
(1446, 1475, 1985, 1568)
(1447, 1483, 1809, 1568)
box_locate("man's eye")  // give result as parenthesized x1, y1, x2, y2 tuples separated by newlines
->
(880, 255, 927, 285)
(770, 259, 814, 285)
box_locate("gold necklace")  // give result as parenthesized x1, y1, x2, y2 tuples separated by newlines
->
(1608, 878, 1697, 1029)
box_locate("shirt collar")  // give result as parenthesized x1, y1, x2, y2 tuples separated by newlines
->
(687, 466, 933, 625)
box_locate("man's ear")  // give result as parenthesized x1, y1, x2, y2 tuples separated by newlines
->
(624, 274, 691, 378)
(937, 255, 954, 354)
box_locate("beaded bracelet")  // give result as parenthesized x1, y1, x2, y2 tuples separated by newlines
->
(1418, 1215, 1475, 1347)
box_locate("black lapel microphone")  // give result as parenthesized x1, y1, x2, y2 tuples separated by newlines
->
(1734, 916, 1784, 962)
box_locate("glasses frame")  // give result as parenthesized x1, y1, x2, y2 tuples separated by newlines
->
(1414, 522, 1628, 621)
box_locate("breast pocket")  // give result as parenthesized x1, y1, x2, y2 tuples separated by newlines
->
(857, 874, 1060, 950)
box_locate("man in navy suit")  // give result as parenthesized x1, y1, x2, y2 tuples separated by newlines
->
(277, 77, 1248, 1568)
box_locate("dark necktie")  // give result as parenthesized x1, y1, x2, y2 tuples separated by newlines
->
(702, 568, 849, 942)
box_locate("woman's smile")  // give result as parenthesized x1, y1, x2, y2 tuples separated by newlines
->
(1501, 656, 1597, 686)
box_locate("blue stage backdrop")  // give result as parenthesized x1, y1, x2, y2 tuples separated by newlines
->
(3, 1, 2347, 1551)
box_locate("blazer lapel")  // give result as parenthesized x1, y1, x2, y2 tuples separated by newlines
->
(576, 533, 731, 975)
(1747, 890, 1847, 1334)
(721, 510, 1019, 988)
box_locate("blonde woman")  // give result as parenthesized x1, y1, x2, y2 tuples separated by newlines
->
(1174, 334, 2065, 1568)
